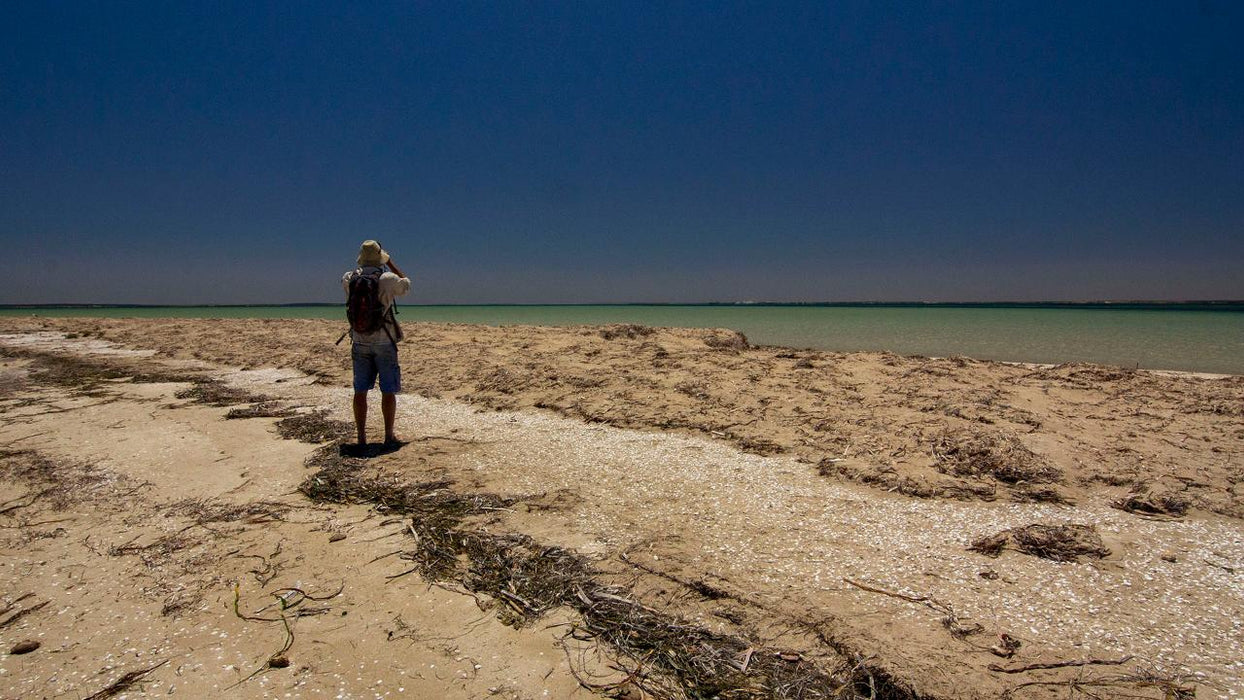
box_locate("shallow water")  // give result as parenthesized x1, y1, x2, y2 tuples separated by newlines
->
(4, 304, 1242, 374)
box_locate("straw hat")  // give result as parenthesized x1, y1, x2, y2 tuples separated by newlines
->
(357, 240, 389, 267)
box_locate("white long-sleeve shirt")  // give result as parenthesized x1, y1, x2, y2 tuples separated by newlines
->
(342, 266, 412, 343)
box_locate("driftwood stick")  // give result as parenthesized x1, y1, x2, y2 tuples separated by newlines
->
(1204, 559, 1236, 574)
(82, 660, 168, 700)
(842, 577, 930, 605)
(990, 655, 1134, 674)
(0, 592, 35, 617)
(0, 600, 48, 628)
(366, 549, 403, 565)
(271, 582, 345, 602)
(0, 488, 55, 515)
(496, 588, 534, 612)
(385, 566, 420, 582)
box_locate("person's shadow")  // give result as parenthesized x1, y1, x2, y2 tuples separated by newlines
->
(339, 441, 405, 458)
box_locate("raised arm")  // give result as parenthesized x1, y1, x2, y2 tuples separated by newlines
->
(385, 257, 407, 280)
(382, 255, 412, 297)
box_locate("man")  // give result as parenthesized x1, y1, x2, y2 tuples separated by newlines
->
(343, 240, 411, 447)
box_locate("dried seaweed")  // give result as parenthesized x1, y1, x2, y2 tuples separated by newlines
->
(0, 600, 48, 629)
(0, 450, 120, 510)
(1000, 663, 1198, 699)
(108, 534, 194, 567)
(599, 324, 656, 340)
(970, 524, 1110, 562)
(737, 436, 786, 456)
(165, 497, 290, 524)
(1113, 491, 1190, 518)
(928, 428, 1062, 485)
(274, 411, 353, 444)
(821, 459, 996, 501)
(704, 330, 750, 351)
(1022, 363, 1139, 388)
(175, 380, 268, 407)
(297, 445, 915, 699)
(83, 660, 168, 700)
(474, 368, 530, 394)
(7, 349, 184, 390)
(225, 402, 297, 420)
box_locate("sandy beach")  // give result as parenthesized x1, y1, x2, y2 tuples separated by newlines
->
(1, 317, 1241, 699)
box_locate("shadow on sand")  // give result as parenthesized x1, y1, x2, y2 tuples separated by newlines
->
(338, 441, 405, 459)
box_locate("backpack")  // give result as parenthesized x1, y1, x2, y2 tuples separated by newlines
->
(346, 272, 388, 335)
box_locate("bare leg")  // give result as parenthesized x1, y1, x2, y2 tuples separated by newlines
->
(381, 392, 398, 443)
(353, 391, 368, 445)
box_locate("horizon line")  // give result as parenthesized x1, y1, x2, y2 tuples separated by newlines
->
(3, 300, 1243, 309)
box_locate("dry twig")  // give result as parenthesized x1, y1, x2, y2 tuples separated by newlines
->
(82, 660, 168, 700)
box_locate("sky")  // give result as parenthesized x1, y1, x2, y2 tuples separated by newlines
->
(1, 1, 1241, 304)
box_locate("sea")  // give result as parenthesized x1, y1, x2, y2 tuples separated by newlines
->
(3, 303, 1242, 375)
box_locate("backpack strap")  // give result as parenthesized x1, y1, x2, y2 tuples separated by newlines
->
(338, 269, 358, 345)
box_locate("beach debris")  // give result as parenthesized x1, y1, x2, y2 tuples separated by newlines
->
(82, 660, 168, 700)
(674, 380, 710, 400)
(274, 411, 352, 444)
(10, 347, 186, 392)
(229, 582, 341, 687)
(175, 379, 269, 407)
(989, 633, 1021, 658)
(822, 459, 997, 500)
(998, 670, 1198, 700)
(474, 367, 529, 394)
(297, 446, 918, 699)
(618, 551, 731, 601)
(1113, 490, 1190, 518)
(166, 497, 290, 525)
(736, 435, 785, 455)
(1203, 556, 1236, 574)
(0, 599, 48, 629)
(108, 534, 194, 567)
(102, 498, 291, 618)
(842, 577, 982, 640)
(1008, 485, 1073, 505)
(990, 654, 1133, 674)
(928, 427, 1062, 485)
(225, 401, 297, 419)
(9, 639, 40, 654)
(0, 450, 121, 511)
(1022, 363, 1138, 387)
(969, 532, 1010, 557)
(969, 524, 1110, 562)
(598, 324, 655, 340)
(703, 329, 750, 351)
(0, 593, 34, 617)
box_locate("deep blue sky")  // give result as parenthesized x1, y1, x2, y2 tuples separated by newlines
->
(2, 1, 1241, 304)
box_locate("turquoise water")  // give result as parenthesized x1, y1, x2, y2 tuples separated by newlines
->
(3, 304, 1242, 375)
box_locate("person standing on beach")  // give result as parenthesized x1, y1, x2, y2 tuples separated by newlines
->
(343, 240, 411, 447)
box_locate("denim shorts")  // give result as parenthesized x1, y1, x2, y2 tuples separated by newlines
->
(352, 341, 401, 394)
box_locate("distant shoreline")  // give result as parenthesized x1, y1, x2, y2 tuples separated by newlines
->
(3, 306, 1242, 375)
(3, 300, 1243, 312)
